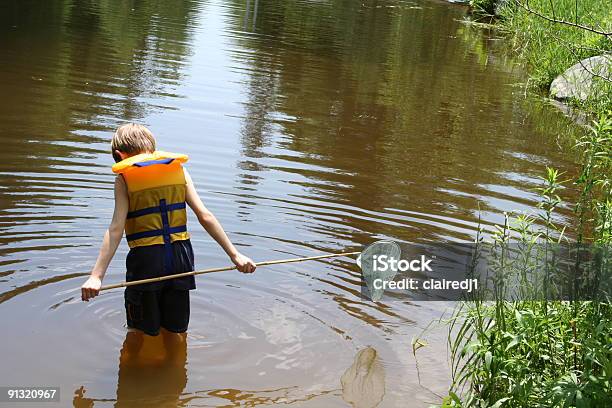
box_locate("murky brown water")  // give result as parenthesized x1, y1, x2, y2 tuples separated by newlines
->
(1, 0, 582, 407)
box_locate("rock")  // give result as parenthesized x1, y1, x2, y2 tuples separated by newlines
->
(550, 55, 611, 101)
(548, 99, 589, 127)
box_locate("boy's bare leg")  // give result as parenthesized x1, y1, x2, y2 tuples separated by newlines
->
(161, 328, 187, 365)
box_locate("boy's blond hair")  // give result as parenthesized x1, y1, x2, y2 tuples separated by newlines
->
(111, 123, 156, 162)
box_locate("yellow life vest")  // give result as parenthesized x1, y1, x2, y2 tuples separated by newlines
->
(112, 151, 190, 250)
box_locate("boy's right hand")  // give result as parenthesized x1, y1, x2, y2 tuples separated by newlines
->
(81, 276, 102, 301)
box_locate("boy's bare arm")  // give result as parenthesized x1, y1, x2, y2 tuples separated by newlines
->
(184, 169, 256, 274)
(81, 176, 129, 301)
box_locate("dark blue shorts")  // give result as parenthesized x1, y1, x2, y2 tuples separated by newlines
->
(124, 239, 195, 335)
(125, 239, 196, 291)
(125, 287, 190, 336)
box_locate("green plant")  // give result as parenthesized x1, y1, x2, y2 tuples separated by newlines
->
(469, 0, 498, 15)
(575, 113, 612, 243)
(437, 115, 612, 407)
(470, 0, 612, 115)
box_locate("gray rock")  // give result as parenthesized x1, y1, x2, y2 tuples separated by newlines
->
(550, 55, 611, 101)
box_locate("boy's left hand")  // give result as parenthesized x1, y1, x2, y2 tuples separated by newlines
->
(231, 253, 256, 274)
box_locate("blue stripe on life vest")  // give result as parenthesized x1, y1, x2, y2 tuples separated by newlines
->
(159, 199, 174, 274)
(127, 202, 186, 219)
(125, 225, 187, 242)
(133, 158, 175, 167)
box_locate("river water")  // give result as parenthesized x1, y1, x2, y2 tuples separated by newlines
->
(1, 0, 582, 407)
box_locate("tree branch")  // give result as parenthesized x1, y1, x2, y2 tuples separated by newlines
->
(547, 31, 611, 83)
(517, 0, 611, 37)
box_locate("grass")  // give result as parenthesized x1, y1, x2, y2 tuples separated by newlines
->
(428, 2, 612, 406)
(426, 114, 612, 407)
(469, 0, 611, 114)
(445, 300, 612, 407)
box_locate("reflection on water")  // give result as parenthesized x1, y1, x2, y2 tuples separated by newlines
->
(1, 0, 583, 406)
(341, 347, 385, 408)
(114, 331, 188, 407)
(73, 331, 187, 408)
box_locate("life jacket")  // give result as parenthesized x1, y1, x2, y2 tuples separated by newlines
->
(112, 151, 190, 254)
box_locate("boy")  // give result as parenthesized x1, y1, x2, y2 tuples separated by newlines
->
(81, 123, 256, 339)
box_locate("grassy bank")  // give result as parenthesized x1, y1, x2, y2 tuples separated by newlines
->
(427, 2, 612, 406)
(435, 115, 612, 407)
(470, 0, 611, 114)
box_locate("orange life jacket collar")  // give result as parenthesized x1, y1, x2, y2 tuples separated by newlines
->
(112, 151, 188, 174)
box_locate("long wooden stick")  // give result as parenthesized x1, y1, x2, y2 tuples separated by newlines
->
(99, 251, 360, 291)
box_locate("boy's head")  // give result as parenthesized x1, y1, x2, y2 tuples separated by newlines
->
(111, 123, 156, 162)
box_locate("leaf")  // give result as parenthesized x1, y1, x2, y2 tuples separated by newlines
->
(463, 340, 481, 354)
(411, 338, 428, 355)
(490, 397, 511, 408)
(514, 309, 523, 325)
(485, 351, 493, 370)
(439, 393, 461, 408)
(505, 337, 520, 352)
(448, 391, 462, 404)
(575, 390, 586, 408)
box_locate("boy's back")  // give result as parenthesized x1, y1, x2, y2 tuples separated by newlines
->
(81, 123, 256, 338)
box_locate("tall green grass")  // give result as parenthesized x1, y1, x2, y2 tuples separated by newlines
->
(435, 3, 612, 406)
(469, 0, 611, 114)
(437, 114, 612, 407)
